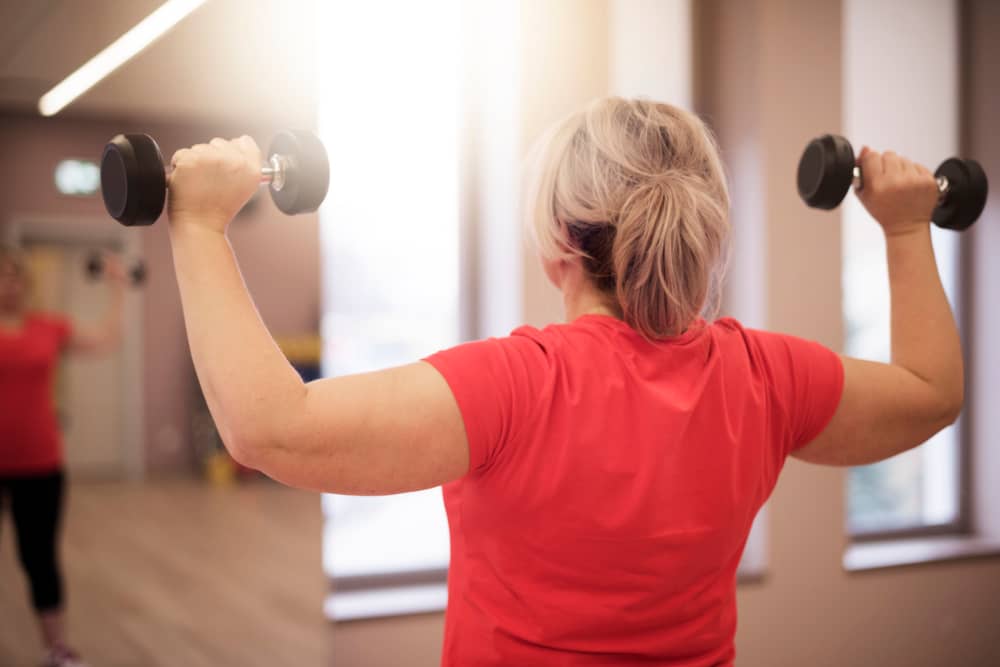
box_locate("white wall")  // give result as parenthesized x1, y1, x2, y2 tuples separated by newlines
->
(609, 0, 692, 109)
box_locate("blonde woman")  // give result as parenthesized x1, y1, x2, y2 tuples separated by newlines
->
(0, 248, 125, 667)
(165, 98, 960, 666)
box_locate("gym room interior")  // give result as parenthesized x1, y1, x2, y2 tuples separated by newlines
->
(1, 1, 999, 666)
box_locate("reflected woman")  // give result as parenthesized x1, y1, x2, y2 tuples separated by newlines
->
(0, 247, 124, 667)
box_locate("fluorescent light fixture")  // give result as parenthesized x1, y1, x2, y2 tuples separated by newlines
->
(38, 0, 207, 116)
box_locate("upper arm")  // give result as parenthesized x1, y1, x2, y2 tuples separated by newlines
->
(748, 329, 845, 461)
(793, 356, 961, 466)
(67, 319, 120, 356)
(253, 361, 470, 495)
(250, 334, 543, 495)
(67, 326, 105, 355)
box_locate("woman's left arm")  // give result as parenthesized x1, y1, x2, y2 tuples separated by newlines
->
(67, 255, 125, 355)
(167, 137, 469, 494)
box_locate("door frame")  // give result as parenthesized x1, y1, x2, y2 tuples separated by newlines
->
(3, 216, 146, 480)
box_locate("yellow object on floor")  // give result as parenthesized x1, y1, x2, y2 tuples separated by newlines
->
(205, 450, 236, 487)
(276, 334, 322, 365)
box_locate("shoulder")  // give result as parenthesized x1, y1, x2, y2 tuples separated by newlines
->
(721, 321, 842, 396)
(427, 328, 551, 376)
(27, 312, 73, 339)
(708, 317, 804, 356)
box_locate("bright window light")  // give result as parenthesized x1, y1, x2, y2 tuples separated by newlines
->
(38, 0, 207, 116)
(317, 0, 460, 619)
(843, 0, 961, 536)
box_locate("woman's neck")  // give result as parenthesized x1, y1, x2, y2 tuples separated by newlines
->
(563, 287, 621, 323)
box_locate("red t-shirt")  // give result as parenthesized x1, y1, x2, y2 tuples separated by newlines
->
(425, 315, 843, 666)
(0, 314, 72, 474)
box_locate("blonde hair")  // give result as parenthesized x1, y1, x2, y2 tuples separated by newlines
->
(526, 97, 730, 339)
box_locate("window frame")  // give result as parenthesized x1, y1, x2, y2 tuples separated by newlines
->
(847, 238, 973, 543)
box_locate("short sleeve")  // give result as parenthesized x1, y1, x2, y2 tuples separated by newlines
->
(34, 313, 73, 349)
(747, 329, 844, 455)
(424, 332, 547, 475)
(52, 316, 73, 347)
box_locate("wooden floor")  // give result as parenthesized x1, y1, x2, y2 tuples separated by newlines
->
(0, 478, 442, 667)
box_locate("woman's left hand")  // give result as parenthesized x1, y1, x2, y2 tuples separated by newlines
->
(167, 136, 262, 235)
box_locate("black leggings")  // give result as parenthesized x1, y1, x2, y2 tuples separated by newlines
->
(0, 470, 65, 612)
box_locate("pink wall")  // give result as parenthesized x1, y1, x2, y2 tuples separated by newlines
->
(0, 113, 320, 473)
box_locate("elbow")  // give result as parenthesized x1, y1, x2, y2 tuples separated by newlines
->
(942, 388, 964, 427)
(219, 426, 269, 471)
(931, 385, 964, 433)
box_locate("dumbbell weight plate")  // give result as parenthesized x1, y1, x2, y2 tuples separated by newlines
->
(932, 158, 989, 231)
(268, 130, 330, 215)
(797, 134, 856, 210)
(101, 134, 167, 227)
(130, 260, 147, 286)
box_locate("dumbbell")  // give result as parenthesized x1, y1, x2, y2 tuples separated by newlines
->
(85, 252, 147, 286)
(797, 134, 988, 231)
(100, 130, 330, 227)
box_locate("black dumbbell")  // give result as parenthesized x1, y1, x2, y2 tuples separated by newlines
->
(797, 134, 989, 231)
(100, 130, 330, 227)
(85, 252, 147, 286)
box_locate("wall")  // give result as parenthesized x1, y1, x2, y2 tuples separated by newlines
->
(0, 113, 320, 473)
(610, 0, 692, 109)
(964, 0, 1000, 540)
(696, 1, 1000, 666)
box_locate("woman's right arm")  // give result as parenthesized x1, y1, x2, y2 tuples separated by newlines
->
(66, 254, 126, 356)
(793, 148, 964, 466)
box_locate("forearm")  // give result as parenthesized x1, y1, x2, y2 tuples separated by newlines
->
(99, 285, 124, 345)
(169, 223, 306, 459)
(68, 282, 123, 354)
(885, 225, 964, 415)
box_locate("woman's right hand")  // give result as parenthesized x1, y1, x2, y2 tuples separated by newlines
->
(855, 146, 940, 237)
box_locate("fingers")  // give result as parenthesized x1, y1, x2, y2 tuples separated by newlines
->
(168, 136, 262, 194)
(861, 148, 932, 185)
(171, 138, 259, 179)
(882, 150, 902, 176)
(859, 146, 884, 180)
(231, 135, 263, 171)
(171, 147, 192, 169)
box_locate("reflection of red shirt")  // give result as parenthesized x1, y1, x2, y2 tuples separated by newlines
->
(0, 314, 72, 474)
(426, 315, 843, 667)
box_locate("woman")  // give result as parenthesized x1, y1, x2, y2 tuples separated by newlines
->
(166, 98, 961, 665)
(0, 247, 125, 667)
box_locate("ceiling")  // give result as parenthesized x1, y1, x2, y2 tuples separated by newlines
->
(0, 0, 318, 127)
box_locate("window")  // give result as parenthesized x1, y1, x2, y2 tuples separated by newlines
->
(316, 0, 460, 620)
(843, 213, 963, 536)
(843, 0, 964, 539)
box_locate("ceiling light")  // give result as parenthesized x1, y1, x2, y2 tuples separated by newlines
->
(38, 0, 207, 117)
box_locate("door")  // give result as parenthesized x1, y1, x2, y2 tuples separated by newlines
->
(24, 241, 125, 477)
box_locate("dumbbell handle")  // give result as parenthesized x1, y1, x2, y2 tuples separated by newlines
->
(851, 165, 950, 199)
(164, 153, 290, 192)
